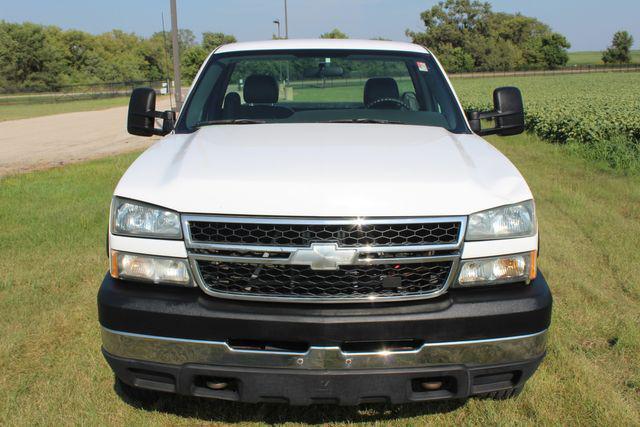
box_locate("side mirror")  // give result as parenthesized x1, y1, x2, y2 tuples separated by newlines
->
(466, 86, 524, 137)
(321, 65, 344, 78)
(127, 87, 176, 137)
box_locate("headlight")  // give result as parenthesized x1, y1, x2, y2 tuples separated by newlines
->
(110, 251, 193, 286)
(467, 200, 536, 241)
(111, 197, 181, 239)
(456, 252, 537, 287)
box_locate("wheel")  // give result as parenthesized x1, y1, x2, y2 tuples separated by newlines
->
(475, 386, 523, 400)
(115, 376, 162, 404)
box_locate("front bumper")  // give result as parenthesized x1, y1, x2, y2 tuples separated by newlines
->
(102, 327, 547, 369)
(98, 271, 552, 404)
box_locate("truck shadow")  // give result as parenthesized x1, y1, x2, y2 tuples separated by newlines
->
(114, 382, 466, 423)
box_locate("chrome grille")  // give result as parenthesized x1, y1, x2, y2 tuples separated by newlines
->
(183, 215, 466, 303)
(196, 261, 453, 299)
(188, 220, 460, 247)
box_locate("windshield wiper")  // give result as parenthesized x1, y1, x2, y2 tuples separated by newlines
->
(194, 119, 266, 128)
(326, 118, 406, 125)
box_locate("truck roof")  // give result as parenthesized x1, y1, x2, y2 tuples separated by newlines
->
(214, 38, 430, 55)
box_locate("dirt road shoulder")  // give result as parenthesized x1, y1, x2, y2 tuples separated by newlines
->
(0, 99, 171, 177)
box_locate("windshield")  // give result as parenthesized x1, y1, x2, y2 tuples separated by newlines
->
(176, 49, 469, 133)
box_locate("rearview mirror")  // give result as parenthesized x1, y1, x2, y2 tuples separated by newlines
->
(127, 87, 175, 137)
(302, 64, 345, 79)
(466, 87, 524, 137)
(321, 65, 344, 77)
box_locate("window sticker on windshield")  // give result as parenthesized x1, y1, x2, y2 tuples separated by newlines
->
(417, 61, 428, 72)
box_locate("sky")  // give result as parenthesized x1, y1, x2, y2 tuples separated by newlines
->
(1, 0, 638, 51)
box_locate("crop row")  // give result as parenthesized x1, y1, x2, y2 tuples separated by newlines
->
(452, 72, 640, 145)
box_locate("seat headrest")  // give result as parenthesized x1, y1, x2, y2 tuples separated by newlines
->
(363, 77, 400, 105)
(222, 92, 241, 118)
(244, 75, 279, 104)
(224, 91, 241, 107)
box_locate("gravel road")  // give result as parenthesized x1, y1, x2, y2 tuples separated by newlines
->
(0, 98, 171, 177)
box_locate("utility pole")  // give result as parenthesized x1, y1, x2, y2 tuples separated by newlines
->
(284, 0, 289, 39)
(274, 20, 283, 83)
(170, 0, 182, 111)
(284, 0, 290, 84)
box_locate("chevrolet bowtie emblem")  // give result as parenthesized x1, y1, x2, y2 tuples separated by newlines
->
(290, 243, 358, 270)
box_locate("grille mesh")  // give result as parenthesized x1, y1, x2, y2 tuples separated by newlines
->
(196, 261, 453, 299)
(189, 221, 461, 247)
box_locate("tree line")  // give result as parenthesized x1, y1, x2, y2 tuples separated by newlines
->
(0, 0, 635, 93)
(406, 0, 572, 72)
(0, 21, 236, 92)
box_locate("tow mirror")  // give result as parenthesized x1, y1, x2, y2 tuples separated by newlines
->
(127, 87, 176, 137)
(466, 86, 524, 137)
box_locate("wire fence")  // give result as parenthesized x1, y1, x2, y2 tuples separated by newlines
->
(449, 63, 640, 79)
(1, 63, 639, 105)
(290, 63, 640, 89)
(0, 80, 168, 106)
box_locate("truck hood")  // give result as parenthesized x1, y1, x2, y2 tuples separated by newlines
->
(115, 123, 532, 217)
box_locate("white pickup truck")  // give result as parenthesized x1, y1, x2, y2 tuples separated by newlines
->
(99, 39, 551, 405)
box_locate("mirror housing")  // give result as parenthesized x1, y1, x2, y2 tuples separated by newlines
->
(303, 63, 345, 79)
(127, 87, 176, 137)
(321, 65, 344, 78)
(466, 86, 524, 137)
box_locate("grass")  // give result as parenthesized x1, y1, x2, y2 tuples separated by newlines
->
(282, 79, 415, 103)
(567, 50, 640, 66)
(0, 96, 130, 121)
(566, 134, 640, 174)
(1, 132, 639, 425)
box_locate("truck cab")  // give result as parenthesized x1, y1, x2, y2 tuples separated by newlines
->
(99, 39, 551, 405)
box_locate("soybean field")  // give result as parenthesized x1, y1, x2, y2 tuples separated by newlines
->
(453, 73, 640, 146)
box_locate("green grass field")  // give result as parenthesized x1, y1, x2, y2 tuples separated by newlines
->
(567, 50, 640, 66)
(1, 133, 639, 425)
(291, 78, 414, 102)
(0, 96, 130, 122)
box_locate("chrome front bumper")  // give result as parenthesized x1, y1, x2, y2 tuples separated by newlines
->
(101, 327, 548, 370)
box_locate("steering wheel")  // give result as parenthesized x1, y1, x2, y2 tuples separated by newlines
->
(365, 97, 410, 110)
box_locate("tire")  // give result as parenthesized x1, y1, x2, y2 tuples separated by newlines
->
(115, 376, 162, 404)
(475, 386, 523, 400)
